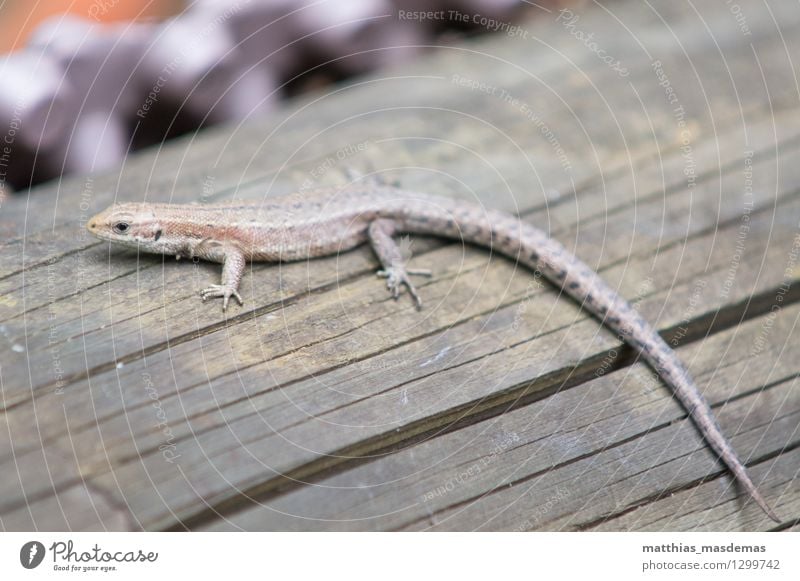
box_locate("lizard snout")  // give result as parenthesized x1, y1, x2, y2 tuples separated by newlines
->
(87, 215, 105, 236)
(87, 218, 100, 234)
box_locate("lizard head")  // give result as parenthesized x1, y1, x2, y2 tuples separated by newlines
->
(87, 203, 171, 254)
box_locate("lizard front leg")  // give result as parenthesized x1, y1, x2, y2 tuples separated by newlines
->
(198, 243, 246, 311)
(367, 219, 432, 309)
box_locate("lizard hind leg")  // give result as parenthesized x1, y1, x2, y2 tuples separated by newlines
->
(368, 219, 432, 310)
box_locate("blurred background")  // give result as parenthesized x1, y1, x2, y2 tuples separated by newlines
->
(0, 0, 564, 193)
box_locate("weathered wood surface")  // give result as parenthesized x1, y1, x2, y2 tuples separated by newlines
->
(1, 0, 798, 531)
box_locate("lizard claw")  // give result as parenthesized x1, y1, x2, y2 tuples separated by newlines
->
(376, 266, 429, 309)
(200, 284, 244, 311)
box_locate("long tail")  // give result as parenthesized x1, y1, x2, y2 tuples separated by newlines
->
(400, 197, 779, 521)
(635, 330, 780, 522)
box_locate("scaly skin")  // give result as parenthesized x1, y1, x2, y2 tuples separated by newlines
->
(87, 184, 779, 522)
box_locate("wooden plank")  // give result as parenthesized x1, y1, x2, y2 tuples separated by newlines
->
(1, 111, 798, 413)
(4, 87, 800, 410)
(199, 302, 800, 531)
(2, 129, 796, 447)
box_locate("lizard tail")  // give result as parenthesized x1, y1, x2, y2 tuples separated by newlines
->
(396, 196, 779, 521)
(555, 258, 781, 523)
(636, 332, 781, 523)
(541, 238, 782, 523)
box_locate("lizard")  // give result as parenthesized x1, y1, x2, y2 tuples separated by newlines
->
(86, 182, 780, 523)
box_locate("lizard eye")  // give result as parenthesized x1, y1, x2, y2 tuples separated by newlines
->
(113, 221, 130, 235)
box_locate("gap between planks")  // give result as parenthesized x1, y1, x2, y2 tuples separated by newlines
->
(164, 279, 800, 531)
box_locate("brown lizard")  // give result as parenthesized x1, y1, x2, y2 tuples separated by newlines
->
(87, 183, 780, 523)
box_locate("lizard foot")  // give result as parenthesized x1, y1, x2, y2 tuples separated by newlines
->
(200, 285, 243, 311)
(376, 266, 432, 309)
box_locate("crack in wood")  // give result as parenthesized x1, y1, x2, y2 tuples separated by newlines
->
(160, 283, 800, 530)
